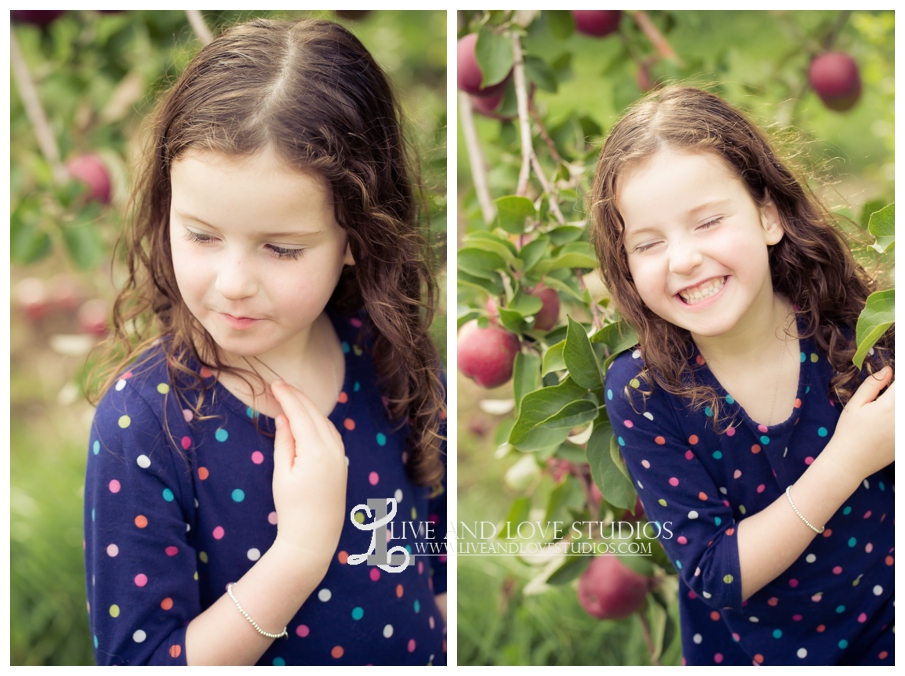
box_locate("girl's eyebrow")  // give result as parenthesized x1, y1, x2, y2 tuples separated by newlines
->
(174, 210, 323, 237)
(687, 199, 731, 216)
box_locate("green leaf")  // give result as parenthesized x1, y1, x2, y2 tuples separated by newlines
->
(644, 592, 667, 661)
(536, 275, 587, 302)
(463, 231, 519, 266)
(524, 55, 558, 93)
(475, 26, 514, 88)
(458, 270, 504, 296)
(546, 555, 591, 585)
(498, 307, 526, 334)
(10, 200, 52, 264)
(518, 236, 550, 272)
(60, 210, 104, 270)
(852, 289, 895, 369)
(543, 476, 585, 524)
(868, 203, 895, 253)
(495, 195, 536, 234)
(457, 247, 506, 279)
(548, 225, 584, 245)
(542, 341, 566, 375)
(533, 250, 598, 274)
(509, 288, 544, 316)
(586, 422, 636, 511)
(512, 352, 542, 417)
(538, 399, 598, 429)
(591, 321, 640, 371)
(509, 377, 588, 451)
(501, 496, 532, 536)
(546, 10, 575, 39)
(609, 427, 633, 483)
(564, 317, 603, 390)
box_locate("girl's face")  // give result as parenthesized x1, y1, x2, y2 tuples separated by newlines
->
(169, 148, 354, 364)
(617, 148, 784, 342)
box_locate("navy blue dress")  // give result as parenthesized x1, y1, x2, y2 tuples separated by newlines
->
(605, 329, 894, 665)
(84, 311, 447, 665)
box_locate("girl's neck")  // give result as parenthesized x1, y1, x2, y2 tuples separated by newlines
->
(692, 293, 795, 367)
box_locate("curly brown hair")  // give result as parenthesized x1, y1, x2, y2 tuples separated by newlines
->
(591, 86, 893, 427)
(89, 18, 445, 487)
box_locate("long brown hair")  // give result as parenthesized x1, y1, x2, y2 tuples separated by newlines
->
(591, 86, 893, 426)
(90, 18, 445, 486)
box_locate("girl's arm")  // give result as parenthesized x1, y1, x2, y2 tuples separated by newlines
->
(185, 381, 347, 665)
(735, 368, 894, 601)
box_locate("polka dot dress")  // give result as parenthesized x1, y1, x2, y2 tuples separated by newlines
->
(606, 328, 894, 665)
(84, 310, 447, 665)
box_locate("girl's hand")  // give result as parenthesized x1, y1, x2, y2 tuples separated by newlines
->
(830, 366, 895, 481)
(270, 380, 348, 572)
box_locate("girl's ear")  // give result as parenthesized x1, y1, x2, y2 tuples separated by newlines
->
(343, 242, 356, 266)
(761, 191, 784, 246)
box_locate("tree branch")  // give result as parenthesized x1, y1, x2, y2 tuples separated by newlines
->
(459, 91, 496, 224)
(530, 155, 565, 225)
(185, 10, 213, 46)
(630, 11, 683, 66)
(10, 26, 67, 185)
(512, 33, 534, 197)
(529, 98, 562, 165)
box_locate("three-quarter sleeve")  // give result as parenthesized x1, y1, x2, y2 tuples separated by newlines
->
(85, 375, 200, 665)
(605, 352, 744, 612)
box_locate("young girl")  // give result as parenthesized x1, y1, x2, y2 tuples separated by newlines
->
(84, 18, 447, 666)
(591, 86, 894, 666)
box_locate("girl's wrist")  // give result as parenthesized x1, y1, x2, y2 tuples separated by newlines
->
(268, 537, 333, 586)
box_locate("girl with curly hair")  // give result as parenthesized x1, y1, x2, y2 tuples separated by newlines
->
(85, 18, 446, 666)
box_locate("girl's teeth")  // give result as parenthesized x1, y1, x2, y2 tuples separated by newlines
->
(680, 277, 725, 304)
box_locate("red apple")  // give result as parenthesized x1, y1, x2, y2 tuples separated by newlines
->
(485, 295, 500, 321)
(472, 92, 505, 117)
(15, 277, 50, 321)
(808, 52, 862, 112)
(529, 285, 560, 331)
(571, 11, 622, 38)
(66, 154, 112, 204)
(458, 33, 512, 98)
(578, 555, 650, 620)
(11, 11, 66, 26)
(458, 319, 519, 388)
(78, 299, 108, 336)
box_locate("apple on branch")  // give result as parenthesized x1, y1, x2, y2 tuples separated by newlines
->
(571, 11, 622, 38)
(457, 33, 512, 98)
(577, 554, 651, 620)
(457, 319, 519, 389)
(808, 52, 862, 112)
(66, 154, 112, 204)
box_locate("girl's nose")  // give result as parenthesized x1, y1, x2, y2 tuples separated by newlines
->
(214, 255, 258, 300)
(668, 238, 704, 276)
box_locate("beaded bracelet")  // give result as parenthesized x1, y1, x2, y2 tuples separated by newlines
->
(785, 486, 825, 534)
(226, 583, 289, 640)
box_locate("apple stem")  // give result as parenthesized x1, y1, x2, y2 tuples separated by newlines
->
(629, 11, 683, 67)
(185, 10, 213, 46)
(9, 26, 67, 185)
(511, 33, 534, 198)
(459, 91, 497, 225)
(821, 10, 852, 51)
(637, 610, 661, 666)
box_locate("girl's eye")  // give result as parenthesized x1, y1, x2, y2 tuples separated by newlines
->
(184, 230, 216, 245)
(633, 241, 660, 253)
(267, 245, 305, 260)
(698, 217, 723, 230)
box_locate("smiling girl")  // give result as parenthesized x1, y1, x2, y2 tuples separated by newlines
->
(592, 86, 894, 665)
(84, 18, 446, 666)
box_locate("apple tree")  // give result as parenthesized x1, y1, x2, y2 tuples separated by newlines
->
(456, 9, 893, 665)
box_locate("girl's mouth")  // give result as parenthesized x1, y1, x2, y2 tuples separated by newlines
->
(220, 313, 263, 329)
(677, 277, 727, 305)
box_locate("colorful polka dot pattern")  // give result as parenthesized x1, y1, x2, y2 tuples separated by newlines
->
(84, 311, 447, 665)
(606, 329, 894, 665)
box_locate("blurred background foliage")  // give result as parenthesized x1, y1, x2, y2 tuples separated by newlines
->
(9, 10, 445, 666)
(457, 9, 893, 666)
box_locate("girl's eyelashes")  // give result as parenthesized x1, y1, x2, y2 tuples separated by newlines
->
(267, 244, 305, 260)
(630, 217, 724, 253)
(182, 228, 305, 260)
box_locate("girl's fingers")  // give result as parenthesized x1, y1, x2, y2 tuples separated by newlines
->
(849, 367, 893, 408)
(285, 383, 345, 455)
(273, 414, 296, 469)
(270, 381, 318, 452)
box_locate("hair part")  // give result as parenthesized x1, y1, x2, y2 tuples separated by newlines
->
(89, 18, 445, 487)
(590, 85, 893, 428)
